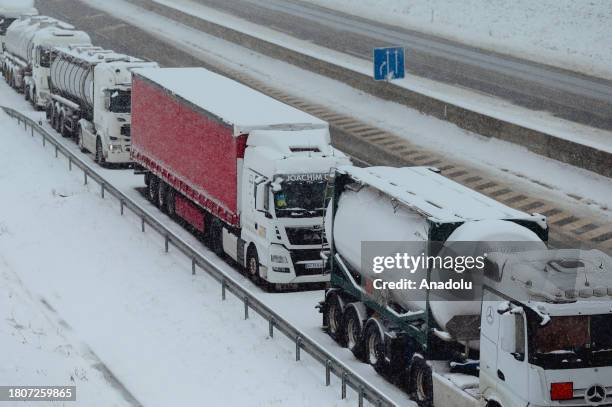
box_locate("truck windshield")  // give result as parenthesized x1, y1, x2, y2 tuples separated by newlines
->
(109, 90, 131, 113)
(0, 17, 16, 35)
(273, 180, 326, 218)
(530, 314, 612, 369)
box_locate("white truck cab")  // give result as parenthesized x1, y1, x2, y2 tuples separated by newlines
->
(434, 249, 612, 407)
(237, 127, 350, 286)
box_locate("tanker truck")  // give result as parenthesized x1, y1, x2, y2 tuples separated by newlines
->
(48, 46, 158, 165)
(0, 0, 37, 59)
(2, 15, 91, 109)
(131, 67, 351, 289)
(319, 166, 612, 407)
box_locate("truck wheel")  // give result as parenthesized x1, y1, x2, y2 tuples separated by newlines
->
(157, 180, 168, 213)
(208, 218, 224, 256)
(325, 293, 346, 346)
(344, 306, 366, 360)
(25, 85, 30, 102)
(95, 138, 106, 166)
(148, 175, 160, 204)
(46, 103, 53, 123)
(246, 246, 260, 283)
(60, 116, 70, 138)
(365, 320, 387, 374)
(77, 127, 87, 153)
(409, 356, 433, 407)
(166, 188, 176, 218)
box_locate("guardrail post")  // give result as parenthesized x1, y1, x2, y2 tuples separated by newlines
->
(101, 183, 105, 198)
(164, 235, 169, 252)
(325, 360, 331, 386)
(68, 157, 72, 171)
(120, 200, 124, 215)
(191, 258, 196, 275)
(244, 297, 249, 320)
(342, 372, 347, 399)
(24, 120, 26, 130)
(358, 387, 364, 407)
(268, 319, 274, 338)
(42, 135, 46, 147)
(295, 336, 302, 361)
(141, 217, 145, 232)
(84, 172, 88, 185)
(31, 127, 34, 137)
(55, 146, 58, 158)
(221, 280, 226, 300)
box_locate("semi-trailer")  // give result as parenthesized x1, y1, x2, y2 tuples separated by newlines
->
(0, 0, 37, 55)
(2, 15, 91, 109)
(318, 166, 610, 407)
(131, 67, 351, 289)
(48, 46, 158, 165)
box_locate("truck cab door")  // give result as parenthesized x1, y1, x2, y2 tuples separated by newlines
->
(496, 309, 529, 406)
(479, 291, 501, 399)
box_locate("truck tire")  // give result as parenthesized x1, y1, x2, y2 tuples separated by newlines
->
(77, 126, 87, 153)
(60, 115, 71, 138)
(344, 305, 366, 360)
(364, 319, 387, 374)
(325, 293, 346, 346)
(409, 356, 433, 407)
(24, 85, 30, 102)
(95, 137, 106, 166)
(208, 218, 224, 257)
(46, 103, 53, 123)
(157, 180, 168, 212)
(246, 245, 260, 283)
(148, 175, 160, 205)
(166, 188, 176, 218)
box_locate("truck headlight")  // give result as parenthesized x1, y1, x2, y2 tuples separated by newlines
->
(271, 254, 288, 264)
(109, 144, 122, 152)
(272, 267, 290, 273)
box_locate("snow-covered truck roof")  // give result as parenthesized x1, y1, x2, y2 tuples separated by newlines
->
(338, 166, 547, 225)
(54, 45, 148, 66)
(132, 67, 328, 135)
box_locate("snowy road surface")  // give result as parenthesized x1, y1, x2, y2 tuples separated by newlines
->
(153, 0, 612, 130)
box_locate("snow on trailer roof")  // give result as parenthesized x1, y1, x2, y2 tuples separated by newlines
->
(340, 166, 544, 224)
(133, 67, 327, 133)
(54, 45, 146, 65)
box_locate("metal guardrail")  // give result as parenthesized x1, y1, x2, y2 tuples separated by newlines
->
(1, 106, 397, 407)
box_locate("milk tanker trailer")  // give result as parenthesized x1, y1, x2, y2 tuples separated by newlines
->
(2, 15, 90, 108)
(48, 46, 157, 165)
(318, 166, 592, 407)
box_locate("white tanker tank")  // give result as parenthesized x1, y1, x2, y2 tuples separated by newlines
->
(326, 166, 548, 342)
(2, 15, 90, 105)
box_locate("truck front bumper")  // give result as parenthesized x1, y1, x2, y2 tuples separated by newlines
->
(262, 245, 329, 284)
(104, 146, 132, 164)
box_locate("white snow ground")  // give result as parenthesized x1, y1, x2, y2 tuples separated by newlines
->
(77, 0, 612, 221)
(0, 82, 412, 405)
(304, 0, 612, 81)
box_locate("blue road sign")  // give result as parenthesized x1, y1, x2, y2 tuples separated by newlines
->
(373, 47, 405, 81)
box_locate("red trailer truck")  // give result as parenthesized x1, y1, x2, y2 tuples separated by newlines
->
(131, 67, 350, 288)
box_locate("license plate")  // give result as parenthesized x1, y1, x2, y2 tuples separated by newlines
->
(305, 262, 323, 269)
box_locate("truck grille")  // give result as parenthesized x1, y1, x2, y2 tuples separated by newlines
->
(290, 249, 325, 276)
(285, 226, 324, 245)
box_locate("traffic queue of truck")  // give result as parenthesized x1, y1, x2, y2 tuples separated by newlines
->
(1, 6, 611, 407)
